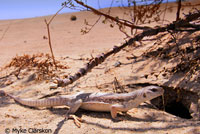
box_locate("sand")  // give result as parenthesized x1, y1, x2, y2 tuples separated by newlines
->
(0, 1, 200, 134)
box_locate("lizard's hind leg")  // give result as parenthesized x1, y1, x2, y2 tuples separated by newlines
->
(67, 99, 83, 114)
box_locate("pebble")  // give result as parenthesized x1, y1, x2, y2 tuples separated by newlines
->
(113, 61, 121, 67)
(49, 83, 58, 89)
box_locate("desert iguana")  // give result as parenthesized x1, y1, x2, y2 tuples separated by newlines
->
(0, 86, 164, 120)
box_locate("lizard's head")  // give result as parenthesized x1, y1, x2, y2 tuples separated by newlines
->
(141, 86, 164, 100)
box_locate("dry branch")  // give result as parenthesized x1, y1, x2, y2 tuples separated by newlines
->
(45, 20, 57, 69)
(44, 4, 67, 69)
(56, 10, 200, 87)
(176, 0, 182, 21)
(74, 0, 151, 30)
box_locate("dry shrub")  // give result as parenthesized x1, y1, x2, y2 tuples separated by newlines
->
(4, 53, 68, 80)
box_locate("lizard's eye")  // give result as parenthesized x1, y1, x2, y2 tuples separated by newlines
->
(143, 93, 146, 98)
(150, 88, 157, 92)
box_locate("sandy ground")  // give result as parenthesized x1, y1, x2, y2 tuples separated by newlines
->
(0, 1, 200, 134)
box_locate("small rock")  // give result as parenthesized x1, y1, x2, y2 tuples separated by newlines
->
(50, 83, 58, 89)
(113, 61, 121, 67)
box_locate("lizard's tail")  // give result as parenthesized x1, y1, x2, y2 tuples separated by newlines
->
(0, 90, 69, 107)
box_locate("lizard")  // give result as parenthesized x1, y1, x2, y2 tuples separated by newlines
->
(0, 85, 164, 120)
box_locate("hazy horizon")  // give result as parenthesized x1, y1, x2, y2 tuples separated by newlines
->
(0, 0, 176, 20)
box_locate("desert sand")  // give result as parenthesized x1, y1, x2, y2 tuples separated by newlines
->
(0, 1, 200, 134)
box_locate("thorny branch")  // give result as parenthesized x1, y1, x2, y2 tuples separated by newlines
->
(56, 10, 200, 87)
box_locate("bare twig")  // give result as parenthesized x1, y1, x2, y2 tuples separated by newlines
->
(44, 19, 57, 69)
(113, 77, 126, 93)
(81, 16, 102, 34)
(176, 0, 182, 21)
(39, 91, 62, 99)
(44, 4, 66, 69)
(48, 5, 66, 24)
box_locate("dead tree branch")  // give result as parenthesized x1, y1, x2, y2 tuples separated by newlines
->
(74, 0, 151, 30)
(56, 10, 200, 87)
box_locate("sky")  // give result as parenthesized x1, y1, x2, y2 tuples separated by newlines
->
(0, 0, 176, 20)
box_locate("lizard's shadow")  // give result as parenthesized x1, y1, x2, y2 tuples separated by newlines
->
(80, 104, 165, 122)
(47, 105, 175, 134)
(47, 107, 111, 120)
(47, 107, 86, 120)
(47, 104, 164, 122)
(53, 117, 67, 134)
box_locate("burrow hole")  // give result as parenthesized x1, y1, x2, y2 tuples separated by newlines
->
(151, 86, 197, 119)
(165, 101, 192, 119)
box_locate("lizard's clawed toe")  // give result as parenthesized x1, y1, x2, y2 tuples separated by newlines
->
(68, 115, 83, 128)
(112, 117, 123, 122)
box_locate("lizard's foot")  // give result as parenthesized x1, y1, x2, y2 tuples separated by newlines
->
(68, 115, 83, 128)
(112, 112, 125, 122)
(112, 117, 123, 122)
